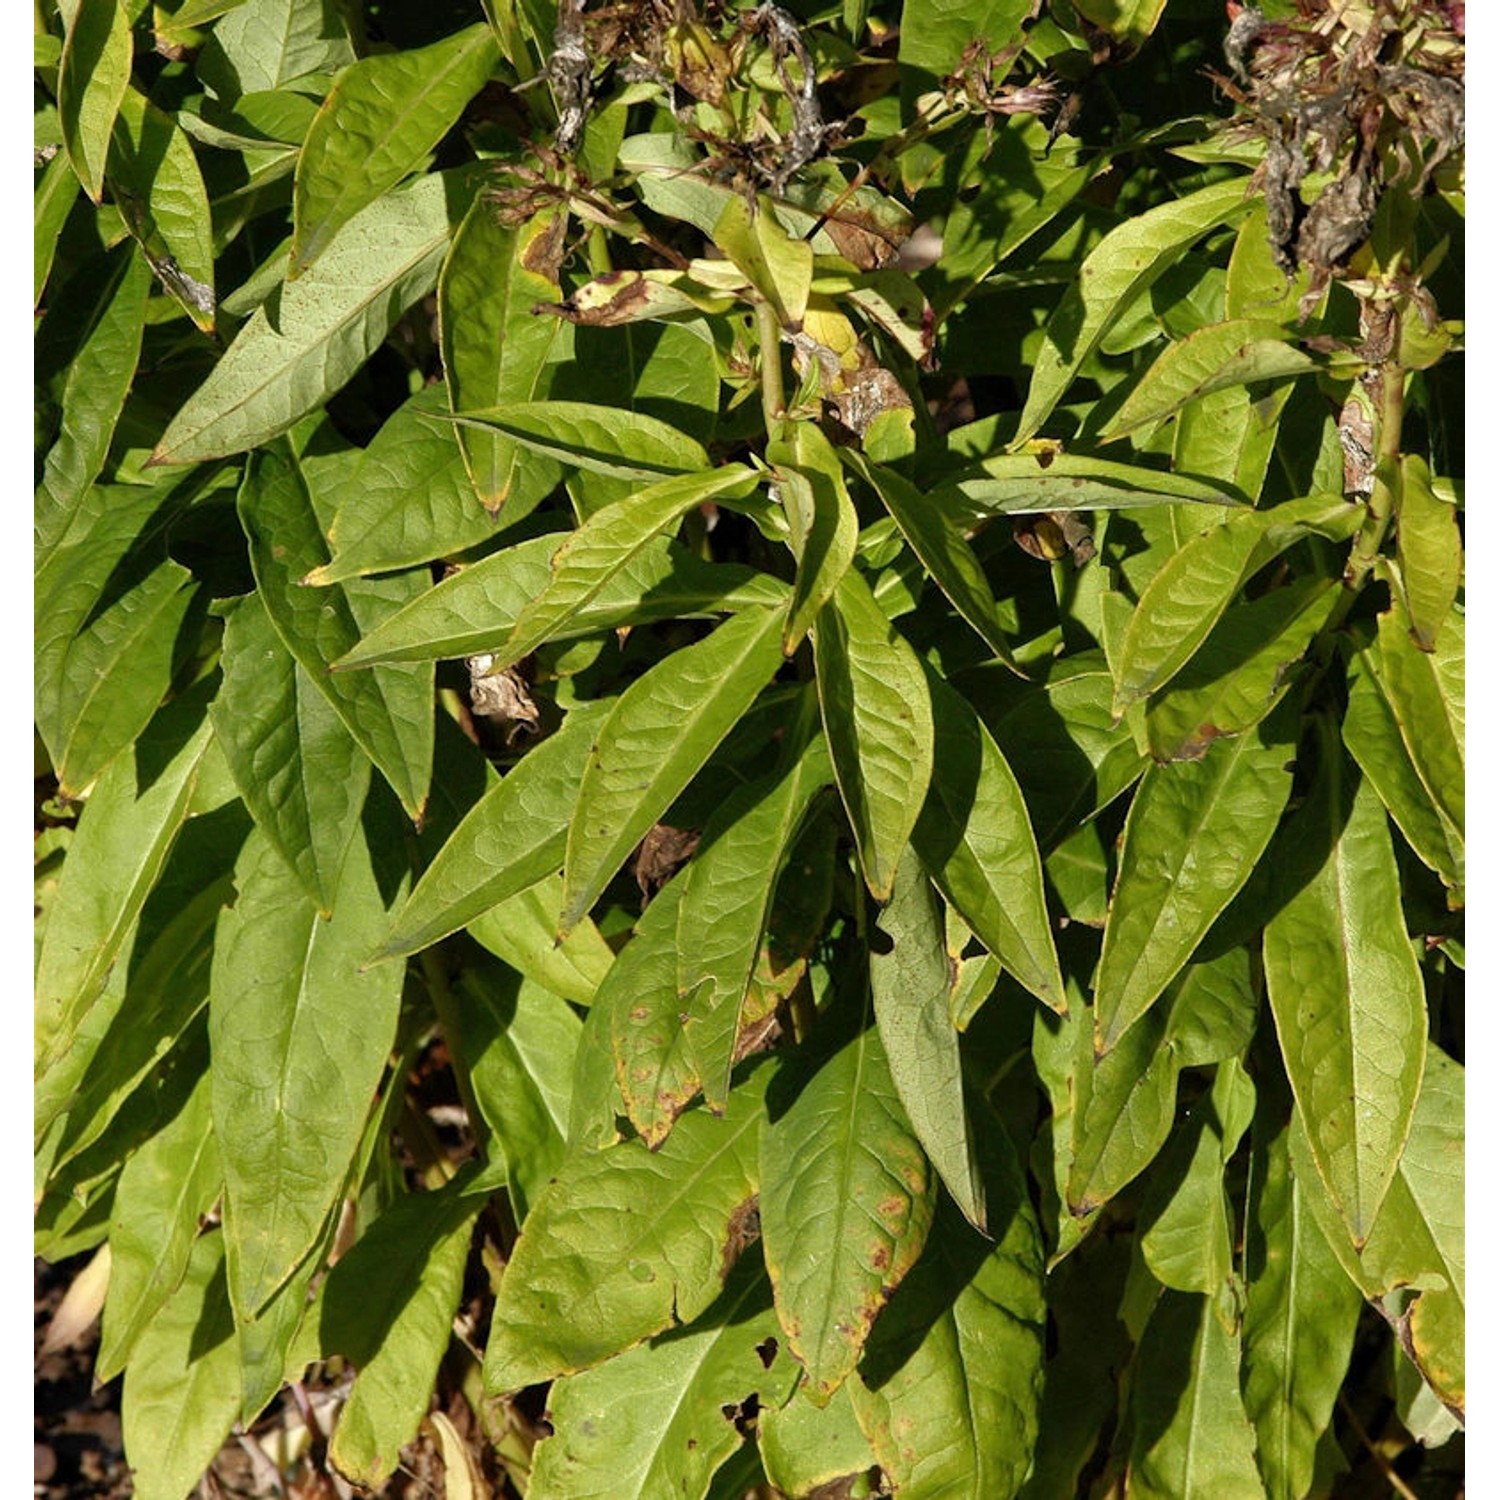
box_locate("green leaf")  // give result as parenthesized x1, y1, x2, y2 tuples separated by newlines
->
(759, 991, 935, 1401)
(34, 148, 81, 308)
(212, 816, 409, 1318)
(1364, 574, 1464, 834)
(337, 531, 786, 668)
(849, 451, 1016, 667)
(947, 451, 1239, 515)
(1395, 456, 1460, 650)
(1146, 577, 1338, 762)
(121, 1231, 240, 1500)
(291, 24, 497, 275)
(530, 1249, 800, 1499)
(847, 1123, 1045, 1500)
(1242, 1116, 1363, 1500)
(1264, 742, 1427, 1247)
(59, 0, 133, 202)
(1113, 494, 1362, 713)
(1014, 177, 1254, 444)
(240, 442, 434, 821)
(468, 873, 616, 1005)
(870, 849, 985, 1229)
(679, 738, 833, 1113)
(1100, 319, 1318, 440)
(321, 1183, 484, 1487)
(483, 1071, 767, 1391)
(96, 1072, 222, 1382)
(211, 591, 369, 914)
(35, 481, 200, 798)
(109, 86, 216, 330)
(1074, 0, 1167, 43)
(492, 466, 762, 674)
(448, 400, 710, 482)
(912, 674, 1064, 1014)
(1139, 1057, 1255, 1295)
(1292, 1044, 1463, 1414)
(453, 964, 580, 1221)
(897, 0, 1030, 83)
(561, 605, 788, 933)
(814, 569, 934, 901)
(768, 423, 859, 653)
(714, 193, 813, 328)
(153, 170, 467, 464)
(35, 687, 215, 1116)
(438, 200, 568, 512)
(199, 0, 354, 95)
(35, 246, 152, 554)
(307, 388, 501, 585)
(1126, 1291, 1265, 1499)
(1342, 647, 1462, 898)
(1095, 697, 1296, 1054)
(379, 700, 609, 960)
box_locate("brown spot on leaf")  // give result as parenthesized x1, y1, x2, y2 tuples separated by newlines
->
(869, 1244, 890, 1271)
(633, 824, 700, 902)
(720, 1197, 762, 1278)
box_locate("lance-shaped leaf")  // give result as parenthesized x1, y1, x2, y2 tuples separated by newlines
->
(759, 1380, 882, 1499)
(1127, 1291, 1264, 1500)
(494, 466, 761, 674)
(1013, 176, 1253, 443)
(152, 170, 467, 464)
(897, 0, 1030, 81)
(1365, 576, 1464, 833)
(714, 192, 813, 328)
(814, 569, 934, 902)
(35, 149, 80, 309)
(608, 879, 701, 1146)
(107, 87, 216, 328)
(241, 442, 434, 821)
(1343, 648, 1462, 898)
(211, 592, 369, 914)
(308, 387, 502, 585)
(768, 422, 858, 653)
(448, 400, 710, 481)
(35, 687, 215, 1108)
(96, 1072, 222, 1383)
(944, 451, 1238, 516)
(483, 1071, 767, 1391)
(336, 532, 787, 668)
(212, 817, 409, 1319)
(1396, 456, 1460, 651)
(291, 24, 497, 274)
(912, 674, 1063, 1014)
(1264, 745, 1427, 1247)
(1095, 697, 1296, 1054)
(678, 722, 832, 1111)
(1100, 319, 1319, 440)
(849, 451, 1016, 668)
(35, 479, 200, 798)
(200, 0, 354, 92)
(320, 1180, 485, 1487)
(454, 964, 580, 1221)
(1068, 947, 1256, 1215)
(870, 849, 985, 1229)
(59, 0, 132, 202)
(1242, 1116, 1362, 1500)
(530, 1249, 800, 1500)
(121, 1232, 240, 1500)
(379, 700, 610, 960)
(1113, 494, 1361, 713)
(468, 873, 616, 1006)
(847, 1121, 1045, 1500)
(1292, 1044, 1463, 1415)
(561, 604, 788, 933)
(1146, 577, 1338, 762)
(439, 198, 568, 512)
(759, 993, 935, 1401)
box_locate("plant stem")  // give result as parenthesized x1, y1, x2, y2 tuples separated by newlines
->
(756, 299, 785, 428)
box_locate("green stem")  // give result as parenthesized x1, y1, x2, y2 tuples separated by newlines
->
(756, 299, 785, 429)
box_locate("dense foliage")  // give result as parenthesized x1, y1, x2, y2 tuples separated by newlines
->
(34, 0, 1463, 1495)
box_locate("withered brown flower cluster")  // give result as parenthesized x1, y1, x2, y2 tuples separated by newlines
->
(1218, 0, 1463, 307)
